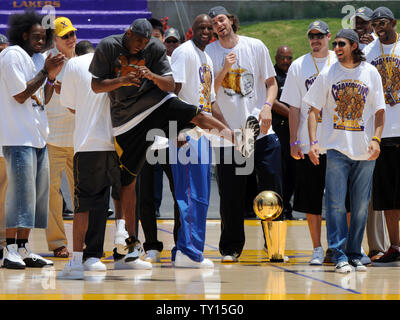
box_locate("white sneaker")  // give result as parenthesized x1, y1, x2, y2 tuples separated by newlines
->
(349, 259, 367, 272)
(310, 246, 324, 265)
(2, 244, 25, 269)
(114, 229, 129, 255)
(174, 250, 214, 269)
(18, 244, 53, 267)
(57, 261, 84, 280)
(236, 115, 260, 158)
(221, 254, 239, 263)
(335, 261, 353, 274)
(83, 257, 107, 271)
(114, 249, 152, 270)
(145, 250, 161, 263)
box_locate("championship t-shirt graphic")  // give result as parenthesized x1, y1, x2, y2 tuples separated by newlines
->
(331, 80, 369, 131)
(114, 54, 146, 86)
(199, 64, 213, 113)
(221, 65, 254, 97)
(305, 73, 323, 122)
(370, 55, 400, 106)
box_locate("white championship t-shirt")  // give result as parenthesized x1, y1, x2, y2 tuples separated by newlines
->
(206, 35, 276, 138)
(280, 50, 337, 154)
(45, 47, 75, 147)
(0, 45, 48, 148)
(303, 61, 386, 160)
(364, 37, 400, 138)
(60, 53, 114, 153)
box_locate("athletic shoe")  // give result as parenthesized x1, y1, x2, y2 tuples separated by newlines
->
(145, 249, 161, 263)
(372, 246, 400, 267)
(368, 250, 384, 262)
(2, 244, 25, 269)
(360, 248, 372, 265)
(237, 115, 260, 158)
(323, 248, 334, 264)
(349, 259, 367, 272)
(335, 261, 353, 274)
(114, 237, 152, 270)
(221, 254, 239, 263)
(114, 228, 129, 255)
(174, 250, 214, 269)
(309, 246, 324, 265)
(57, 261, 84, 280)
(18, 244, 54, 268)
(83, 257, 107, 271)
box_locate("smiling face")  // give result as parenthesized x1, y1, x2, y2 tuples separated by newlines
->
(23, 24, 47, 55)
(192, 15, 213, 50)
(211, 14, 233, 39)
(372, 18, 397, 43)
(333, 37, 357, 64)
(355, 16, 373, 37)
(55, 30, 77, 55)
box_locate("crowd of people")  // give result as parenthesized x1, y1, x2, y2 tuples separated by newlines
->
(0, 4, 398, 278)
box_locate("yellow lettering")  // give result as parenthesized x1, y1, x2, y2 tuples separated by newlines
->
(12, 1, 22, 8)
(37, 1, 44, 7)
(28, 1, 36, 7)
(21, 1, 28, 7)
(53, 1, 61, 8)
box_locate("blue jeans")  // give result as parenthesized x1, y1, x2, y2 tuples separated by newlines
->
(325, 149, 375, 263)
(2, 146, 49, 229)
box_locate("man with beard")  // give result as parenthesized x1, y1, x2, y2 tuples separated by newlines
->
(0, 10, 64, 269)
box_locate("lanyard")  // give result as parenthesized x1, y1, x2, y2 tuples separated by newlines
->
(379, 33, 399, 80)
(311, 52, 330, 75)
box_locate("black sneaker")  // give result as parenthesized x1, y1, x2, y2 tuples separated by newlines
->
(372, 246, 400, 267)
(18, 244, 53, 268)
(349, 259, 367, 272)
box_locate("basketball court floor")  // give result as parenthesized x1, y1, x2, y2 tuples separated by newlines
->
(1, 218, 399, 301)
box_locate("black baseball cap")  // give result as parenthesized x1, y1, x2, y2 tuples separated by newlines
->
(208, 6, 230, 19)
(129, 18, 152, 39)
(307, 20, 330, 34)
(371, 7, 395, 21)
(165, 28, 181, 41)
(335, 29, 360, 44)
(0, 34, 8, 44)
(355, 7, 374, 21)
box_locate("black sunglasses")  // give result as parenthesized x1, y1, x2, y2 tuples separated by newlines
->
(60, 31, 76, 40)
(308, 33, 326, 40)
(165, 38, 179, 44)
(332, 41, 347, 48)
(371, 19, 391, 28)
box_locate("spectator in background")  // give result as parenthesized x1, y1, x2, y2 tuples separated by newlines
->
(352, 7, 377, 50)
(148, 18, 165, 42)
(164, 28, 181, 57)
(272, 45, 295, 220)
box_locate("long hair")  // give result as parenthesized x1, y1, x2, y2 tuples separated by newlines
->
(350, 41, 366, 63)
(213, 14, 240, 39)
(7, 10, 53, 51)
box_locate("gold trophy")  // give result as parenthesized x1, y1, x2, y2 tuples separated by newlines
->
(253, 191, 287, 262)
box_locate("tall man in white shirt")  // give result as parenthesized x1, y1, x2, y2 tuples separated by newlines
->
(0, 10, 64, 269)
(206, 6, 281, 262)
(305, 29, 385, 273)
(280, 20, 337, 265)
(44, 17, 78, 259)
(364, 7, 400, 266)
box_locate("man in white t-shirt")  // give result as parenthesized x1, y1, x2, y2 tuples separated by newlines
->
(0, 10, 64, 269)
(281, 20, 337, 265)
(0, 33, 9, 259)
(206, 6, 281, 262)
(364, 7, 400, 266)
(305, 29, 386, 273)
(44, 16, 78, 259)
(57, 42, 151, 279)
(352, 7, 377, 51)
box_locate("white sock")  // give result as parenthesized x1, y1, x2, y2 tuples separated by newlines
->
(116, 219, 126, 233)
(71, 252, 83, 265)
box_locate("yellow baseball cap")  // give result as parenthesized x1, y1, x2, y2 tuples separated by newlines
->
(54, 17, 77, 37)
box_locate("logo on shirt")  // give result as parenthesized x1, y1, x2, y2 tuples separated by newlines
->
(199, 64, 213, 113)
(114, 55, 146, 86)
(221, 66, 254, 97)
(371, 55, 400, 106)
(305, 73, 323, 122)
(331, 80, 369, 131)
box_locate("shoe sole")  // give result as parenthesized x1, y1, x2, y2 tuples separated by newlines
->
(24, 258, 53, 268)
(372, 261, 400, 267)
(245, 116, 261, 138)
(2, 259, 25, 269)
(114, 261, 152, 270)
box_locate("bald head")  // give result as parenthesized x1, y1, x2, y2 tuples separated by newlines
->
(275, 45, 293, 73)
(191, 14, 213, 50)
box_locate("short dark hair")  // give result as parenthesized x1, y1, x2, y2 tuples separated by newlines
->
(147, 17, 164, 36)
(212, 14, 240, 39)
(7, 10, 53, 51)
(75, 40, 94, 56)
(350, 41, 366, 63)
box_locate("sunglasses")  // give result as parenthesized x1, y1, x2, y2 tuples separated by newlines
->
(308, 33, 326, 40)
(60, 31, 76, 40)
(165, 38, 179, 44)
(371, 20, 391, 28)
(332, 41, 347, 48)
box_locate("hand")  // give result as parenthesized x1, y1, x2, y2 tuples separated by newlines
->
(360, 33, 374, 45)
(120, 71, 142, 87)
(368, 140, 380, 160)
(137, 65, 155, 81)
(53, 80, 61, 94)
(290, 144, 304, 160)
(45, 52, 65, 80)
(308, 144, 320, 165)
(258, 104, 272, 134)
(224, 52, 236, 70)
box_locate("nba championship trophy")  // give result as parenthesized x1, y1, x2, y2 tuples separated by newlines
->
(253, 191, 287, 262)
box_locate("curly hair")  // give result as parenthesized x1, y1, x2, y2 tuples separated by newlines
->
(350, 41, 366, 63)
(7, 10, 53, 51)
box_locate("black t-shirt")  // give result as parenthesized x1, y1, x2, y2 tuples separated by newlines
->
(89, 34, 172, 128)
(273, 64, 289, 122)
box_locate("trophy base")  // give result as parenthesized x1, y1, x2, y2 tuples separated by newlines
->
(262, 220, 287, 263)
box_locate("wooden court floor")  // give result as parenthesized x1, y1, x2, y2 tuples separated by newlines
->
(0, 219, 399, 301)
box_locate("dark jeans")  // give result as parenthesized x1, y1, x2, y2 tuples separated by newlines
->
(216, 134, 283, 257)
